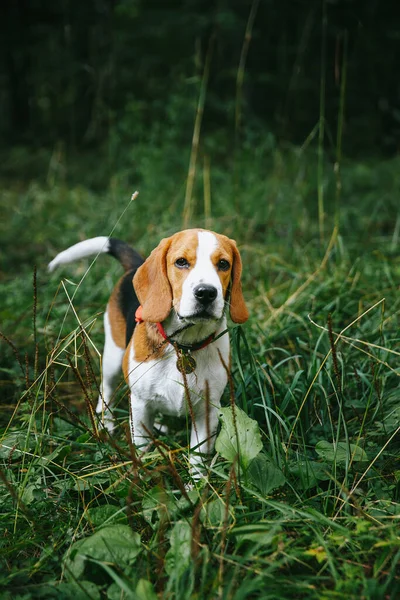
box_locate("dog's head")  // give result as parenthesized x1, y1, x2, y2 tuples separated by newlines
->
(133, 229, 249, 325)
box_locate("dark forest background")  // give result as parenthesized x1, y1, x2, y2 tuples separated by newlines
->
(1, 0, 400, 167)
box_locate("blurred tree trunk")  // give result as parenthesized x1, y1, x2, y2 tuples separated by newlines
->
(3, 0, 31, 139)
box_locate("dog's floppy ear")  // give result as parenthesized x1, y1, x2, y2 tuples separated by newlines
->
(229, 239, 249, 324)
(133, 237, 173, 323)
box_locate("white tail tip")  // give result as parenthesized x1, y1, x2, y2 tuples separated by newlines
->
(48, 236, 110, 272)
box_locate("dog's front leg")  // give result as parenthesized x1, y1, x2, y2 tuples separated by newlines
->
(129, 397, 155, 450)
(189, 399, 220, 479)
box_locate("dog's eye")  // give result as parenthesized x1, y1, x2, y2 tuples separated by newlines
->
(217, 259, 230, 271)
(175, 257, 190, 269)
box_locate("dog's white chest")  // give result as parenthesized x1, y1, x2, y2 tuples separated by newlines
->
(127, 336, 229, 418)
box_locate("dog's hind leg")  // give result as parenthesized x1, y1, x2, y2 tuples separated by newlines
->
(96, 310, 124, 432)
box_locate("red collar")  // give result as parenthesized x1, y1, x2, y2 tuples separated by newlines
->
(135, 306, 215, 352)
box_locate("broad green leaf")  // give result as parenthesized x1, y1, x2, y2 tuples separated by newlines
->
(247, 454, 285, 495)
(142, 486, 196, 528)
(315, 440, 368, 464)
(72, 474, 110, 491)
(215, 406, 263, 469)
(39, 444, 71, 467)
(289, 460, 330, 490)
(233, 522, 282, 546)
(65, 524, 141, 580)
(55, 580, 101, 600)
(315, 440, 368, 463)
(200, 498, 228, 528)
(76, 432, 92, 443)
(52, 417, 77, 435)
(21, 483, 36, 505)
(72, 479, 92, 492)
(305, 546, 327, 563)
(20, 477, 44, 505)
(0, 432, 33, 459)
(84, 504, 127, 527)
(142, 486, 172, 527)
(136, 579, 158, 600)
(165, 520, 192, 578)
(107, 582, 135, 600)
(379, 405, 400, 433)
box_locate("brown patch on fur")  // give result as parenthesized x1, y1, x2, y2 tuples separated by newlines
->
(213, 233, 249, 323)
(133, 237, 173, 322)
(226, 239, 249, 323)
(210, 234, 235, 297)
(165, 230, 199, 311)
(108, 279, 127, 349)
(133, 323, 167, 363)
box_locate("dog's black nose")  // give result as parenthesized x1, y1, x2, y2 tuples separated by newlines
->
(193, 284, 218, 305)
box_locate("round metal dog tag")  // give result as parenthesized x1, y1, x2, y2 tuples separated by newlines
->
(176, 351, 196, 374)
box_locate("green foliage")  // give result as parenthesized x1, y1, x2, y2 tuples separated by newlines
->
(165, 521, 192, 578)
(64, 525, 142, 581)
(247, 453, 286, 496)
(315, 440, 368, 465)
(1, 130, 400, 598)
(215, 405, 263, 470)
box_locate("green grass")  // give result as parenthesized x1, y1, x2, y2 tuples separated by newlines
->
(1, 140, 400, 599)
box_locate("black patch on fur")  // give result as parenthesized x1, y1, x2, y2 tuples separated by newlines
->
(108, 238, 144, 272)
(118, 269, 141, 347)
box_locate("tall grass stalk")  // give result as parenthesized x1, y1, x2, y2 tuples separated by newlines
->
(235, 0, 260, 135)
(317, 0, 327, 242)
(234, 0, 259, 207)
(183, 37, 214, 229)
(203, 154, 212, 229)
(334, 31, 348, 230)
(287, 297, 386, 453)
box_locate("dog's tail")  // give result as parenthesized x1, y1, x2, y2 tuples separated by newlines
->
(48, 237, 144, 273)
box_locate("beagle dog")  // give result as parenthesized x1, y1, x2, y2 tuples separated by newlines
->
(49, 229, 248, 472)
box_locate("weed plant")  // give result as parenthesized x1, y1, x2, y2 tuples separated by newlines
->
(1, 137, 400, 599)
